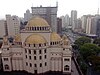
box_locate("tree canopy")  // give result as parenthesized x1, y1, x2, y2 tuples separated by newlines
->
(74, 36, 91, 47)
(80, 43, 100, 60)
(93, 38, 100, 46)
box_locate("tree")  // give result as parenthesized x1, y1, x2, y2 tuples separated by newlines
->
(74, 36, 91, 47)
(93, 38, 100, 46)
(80, 43, 100, 60)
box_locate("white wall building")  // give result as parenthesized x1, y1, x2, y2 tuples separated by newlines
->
(71, 10, 77, 31)
(0, 17, 72, 74)
(0, 20, 6, 38)
(6, 15, 20, 37)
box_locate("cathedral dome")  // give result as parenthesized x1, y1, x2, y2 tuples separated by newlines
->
(50, 32, 61, 42)
(25, 34, 47, 44)
(26, 16, 49, 27)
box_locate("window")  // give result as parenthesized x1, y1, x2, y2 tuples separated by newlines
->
(29, 44, 30, 47)
(5, 64, 9, 70)
(64, 59, 70, 61)
(34, 44, 35, 47)
(64, 65, 69, 71)
(34, 56, 36, 60)
(34, 64, 37, 67)
(44, 43, 46, 46)
(39, 44, 41, 47)
(26, 62, 28, 66)
(34, 70, 37, 74)
(45, 62, 47, 66)
(29, 56, 31, 60)
(4, 58, 8, 61)
(29, 49, 31, 54)
(34, 50, 36, 54)
(7, 48, 9, 50)
(40, 63, 42, 67)
(39, 56, 42, 60)
(25, 55, 27, 58)
(30, 63, 32, 67)
(44, 49, 46, 53)
(50, 42, 52, 45)
(39, 50, 41, 54)
(44, 55, 46, 59)
(37, 27, 39, 30)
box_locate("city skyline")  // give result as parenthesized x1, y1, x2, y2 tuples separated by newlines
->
(0, 0, 99, 19)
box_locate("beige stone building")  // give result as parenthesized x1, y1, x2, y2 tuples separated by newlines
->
(0, 17, 72, 74)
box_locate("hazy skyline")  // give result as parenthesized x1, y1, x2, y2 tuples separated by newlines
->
(0, 0, 99, 19)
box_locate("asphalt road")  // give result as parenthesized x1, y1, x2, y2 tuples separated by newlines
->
(71, 59, 79, 75)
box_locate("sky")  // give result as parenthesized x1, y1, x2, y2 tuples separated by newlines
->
(0, 0, 99, 19)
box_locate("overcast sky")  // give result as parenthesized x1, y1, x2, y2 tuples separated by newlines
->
(0, 0, 99, 19)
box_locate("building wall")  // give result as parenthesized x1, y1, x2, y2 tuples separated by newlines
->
(6, 15, 20, 37)
(0, 20, 6, 38)
(71, 10, 77, 31)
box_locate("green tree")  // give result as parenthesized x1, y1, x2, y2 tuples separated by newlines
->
(74, 36, 91, 47)
(93, 38, 100, 46)
(80, 43, 100, 60)
(88, 55, 100, 72)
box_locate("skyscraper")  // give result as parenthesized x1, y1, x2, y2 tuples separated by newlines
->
(71, 10, 77, 31)
(0, 20, 6, 38)
(24, 9, 32, 22)
(31, 5, 58, 32)
(6, 15, 20, 37)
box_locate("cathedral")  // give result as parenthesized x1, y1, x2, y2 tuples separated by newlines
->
(0, 16, 72, 74)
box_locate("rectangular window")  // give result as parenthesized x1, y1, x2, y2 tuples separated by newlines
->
(34, 64, 37, 67)
(29, 49, 31, 54)
(26, 62, 28, 66)
(39, 50, 41, 54)
(45, 62, 47, 66)
(29, 56, 31, 60)
(26, 55, 27, 58)
(4, 58, 8, 61)
(44, 55, 46, 59)
(34, 50, 36, 54)
(39, 56, 42, 60)
(34, 56, 36, 60)
(40, 63, 42, 67)
(30, 63, 32, 67)
(64, 59, 70, 61)
(44, 49, 46, 53)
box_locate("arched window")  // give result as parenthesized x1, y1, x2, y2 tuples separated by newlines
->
(5, 64, 9, 70)
(64, 65, 69, 71)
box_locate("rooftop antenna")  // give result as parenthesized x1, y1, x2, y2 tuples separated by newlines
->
(56, 1, 58, 7)
(97, 0, 99, 15)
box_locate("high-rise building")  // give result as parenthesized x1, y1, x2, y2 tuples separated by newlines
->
(24, 9, 32, 22)
(65, 14, 70, 28)
(6, 15, 20, 37)
(81, 15, 88, 33)
(57, 18, 62, 34)
(0, 20, 6, 38)
(71, 10, 77, 31)
(86, 15, 95, 35)
(60, 16, 65, 28)
(31, 5, 58, 32)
